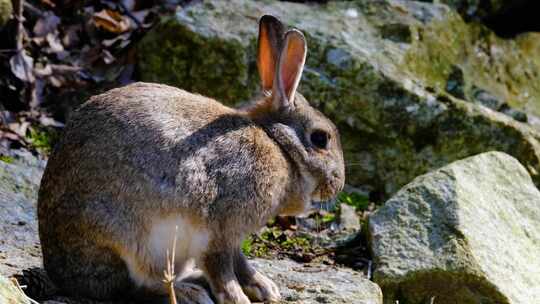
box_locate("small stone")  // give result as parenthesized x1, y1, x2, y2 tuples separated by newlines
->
(339, 204, 361, 231)
(472, 87, 504, 110)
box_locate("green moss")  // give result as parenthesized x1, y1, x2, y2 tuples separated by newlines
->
(241, 238, 252, 256)
(379, 269, 510, 304)
(0, 155, 13, 164)
(138, 18, 259, 105)
(321, 213, 336, 223)
(403, 12, 540, 116)
(27, 128, 57, 155)
(337, 191, 370, 211)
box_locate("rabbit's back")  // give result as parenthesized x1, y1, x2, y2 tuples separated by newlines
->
(40, 82, 290, 222)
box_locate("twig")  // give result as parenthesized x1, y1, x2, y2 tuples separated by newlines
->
(12, 0, 36, 106)
(163, 226, 179, 304)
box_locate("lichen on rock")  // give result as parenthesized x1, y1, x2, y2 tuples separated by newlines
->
(368, 152, 540, 304)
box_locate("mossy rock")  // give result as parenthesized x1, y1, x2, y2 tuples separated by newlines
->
(137, 0, 540, 198)
(369, 152, 540, 303)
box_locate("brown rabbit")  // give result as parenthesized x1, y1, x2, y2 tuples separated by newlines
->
(38, 15, 345, 304)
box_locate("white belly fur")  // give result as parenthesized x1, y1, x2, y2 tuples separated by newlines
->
(123, 214, 210, 289)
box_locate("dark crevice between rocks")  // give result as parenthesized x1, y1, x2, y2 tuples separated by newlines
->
(483, 1, 540, 38)
(333, 226, 372, 275)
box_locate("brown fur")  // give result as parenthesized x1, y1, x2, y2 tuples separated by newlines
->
(38, 15, 344, 304)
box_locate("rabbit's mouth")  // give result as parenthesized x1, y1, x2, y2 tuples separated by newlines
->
(312, 181, 341, 203)
(311, 168, 345, 204)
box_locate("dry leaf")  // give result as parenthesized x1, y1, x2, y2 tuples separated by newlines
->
(93, 9, 130, 34)
(10, 51, 35, 83)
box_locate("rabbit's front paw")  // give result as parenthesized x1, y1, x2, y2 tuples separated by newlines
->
(215, 280, 251, 304)
(241, 271, 281, 303)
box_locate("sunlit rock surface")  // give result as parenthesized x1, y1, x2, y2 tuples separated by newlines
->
(369, 152, 540, 304)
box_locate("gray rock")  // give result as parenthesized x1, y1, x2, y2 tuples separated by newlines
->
(251, 259, 382, 304)
(471, 87, 504, 110)
(0, 150, 45, 277)
(368, 152, 540, 304)
(338, 203, 360, 231)
(138, 0, 540, 198)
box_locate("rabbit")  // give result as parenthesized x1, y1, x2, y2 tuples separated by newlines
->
(38, 15, 345, 304)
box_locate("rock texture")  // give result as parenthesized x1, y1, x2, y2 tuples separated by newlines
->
(0, 150, 45, 277)
(138, 0, 540, 198)
(250, 259, 382, 304)
(368, 152, 540, 304)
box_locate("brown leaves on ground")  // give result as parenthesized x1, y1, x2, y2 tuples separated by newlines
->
(1, 0, 163, 155)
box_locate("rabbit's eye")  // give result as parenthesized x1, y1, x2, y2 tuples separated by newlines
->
(310, 130, 329, 150)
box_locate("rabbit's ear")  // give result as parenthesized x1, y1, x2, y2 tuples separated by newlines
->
(274, 29, 307, 110)
(257, 15, 284, 94)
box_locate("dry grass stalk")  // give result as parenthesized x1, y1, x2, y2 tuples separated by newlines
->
(10, 277, 40, 304)
(163, 225, 179, 304)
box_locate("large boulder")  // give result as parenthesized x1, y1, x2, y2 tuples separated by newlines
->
(138, 0, 540, 198)
(368, 152, 540, 304)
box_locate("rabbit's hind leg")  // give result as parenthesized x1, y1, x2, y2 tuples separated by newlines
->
(43, 239, 133, 300)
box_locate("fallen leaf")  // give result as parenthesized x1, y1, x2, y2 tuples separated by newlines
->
(93, 9, 130, 34)
(10, 51, 35, 83)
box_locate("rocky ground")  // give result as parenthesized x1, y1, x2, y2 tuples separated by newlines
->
(1, 0, 540, 303)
